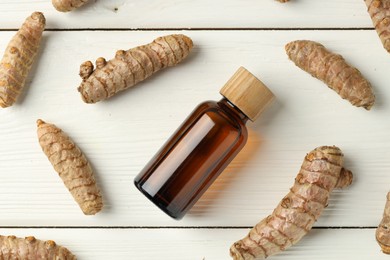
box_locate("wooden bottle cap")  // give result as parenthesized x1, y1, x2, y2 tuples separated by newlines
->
(220, 67, 275, 121)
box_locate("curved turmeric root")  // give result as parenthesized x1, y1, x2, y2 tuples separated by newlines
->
(0, 235, 76, 259)
(286, 40, 375, 110)
(52, 0, 89, 12)
(37, 119, 103, 215)
(376, 192, 390, 254)
(0, 12, 45, 108)
(230, 146, 353, 260)
(277, 0, 289, 2)
(78, 34, 193, 103)
(365, 0, 390, 53)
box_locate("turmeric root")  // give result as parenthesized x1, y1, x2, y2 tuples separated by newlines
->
(52, 0, 89, 12)
(37, 119, 103, 215)
(285, 40, 375, 110)
(0, 235, 76, 259)
(365, 0, 390, 53)
(78, 34, 193, 103)
(376, 192, 390, 254)
(277, 0, 289, 2)
(230, 146, 353, 260)
(0, 12, 45, 108)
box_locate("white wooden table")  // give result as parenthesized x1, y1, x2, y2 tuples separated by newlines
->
(0, 1, 389, 259)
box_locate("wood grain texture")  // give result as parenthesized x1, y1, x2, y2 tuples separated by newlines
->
(0, 228, 385, 260)
(0, 30, 388, 227)
(0, 0, 373, 29)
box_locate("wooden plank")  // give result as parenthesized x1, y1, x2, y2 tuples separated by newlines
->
(0, 0, 373, 29)
(0, 30, 388, 227)
(0, 228, 385, 259)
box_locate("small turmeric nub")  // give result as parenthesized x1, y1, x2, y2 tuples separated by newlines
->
(37, 119, 103, 215)
(0, 235, 76, 259)
(365, 0, 390, 53)
(376, 192, 390, 254)
(230, 146, 353, 260)
(78, 34, 193, 103)
(0, 12, 45, 108)
(286, 40, 375, 110)
(52, 0, 89, 12)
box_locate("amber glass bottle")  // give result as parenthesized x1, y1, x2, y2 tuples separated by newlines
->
(134, 67, 275, 219)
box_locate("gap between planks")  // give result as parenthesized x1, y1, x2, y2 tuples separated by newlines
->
(0, 27, 376, 32)
(0, 226, 377, 229)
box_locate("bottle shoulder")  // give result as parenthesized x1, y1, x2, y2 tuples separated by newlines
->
(192, 100, 248, 137)
(196, 100, 219, 110)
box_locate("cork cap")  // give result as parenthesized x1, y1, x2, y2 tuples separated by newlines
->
(220, 67, 275, 121)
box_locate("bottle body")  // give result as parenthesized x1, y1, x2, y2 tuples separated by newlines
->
(134, 98, 248, 219)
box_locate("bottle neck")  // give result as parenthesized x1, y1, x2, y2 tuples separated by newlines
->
(218, 98, 249, 124)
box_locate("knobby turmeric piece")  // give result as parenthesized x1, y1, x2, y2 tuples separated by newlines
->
(52, 0, 89, 12)
(37, 119, 103, 215)
(277, 0, 289, 2)
(365, 0, 390, 53)
(286, 40, 375, 110)
(376, 192, 390, 254)
(78, 34, 193, 103)
(230, 146, 353, 260)
(0, 12, 45, 108)
(0, 235, 76, 259)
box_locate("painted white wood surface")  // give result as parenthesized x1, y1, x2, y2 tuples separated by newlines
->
(0, 30, 388, 228)
(0, 228, 384, 260)
(1, 0, 390, 258)
(0, 0, 373, 29)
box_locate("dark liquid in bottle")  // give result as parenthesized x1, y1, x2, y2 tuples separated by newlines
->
(134, 99, 248, 219)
